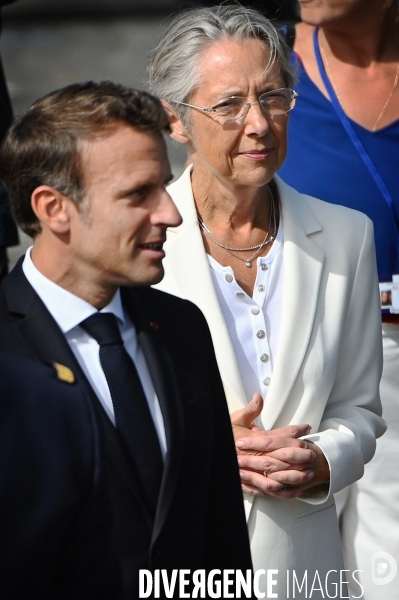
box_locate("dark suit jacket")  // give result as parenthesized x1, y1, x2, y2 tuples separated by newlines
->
(0, 351, 123, 600)
(0, 260, 253, 598)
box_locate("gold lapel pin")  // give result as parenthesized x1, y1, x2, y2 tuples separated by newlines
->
(53, 362, 75, 384)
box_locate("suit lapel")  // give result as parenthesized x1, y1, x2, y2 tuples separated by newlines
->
(259, 177, 325, 429)
(2, 262, 153, 523)
(3, 261, 83, 370)
(122, 288, 185, 541)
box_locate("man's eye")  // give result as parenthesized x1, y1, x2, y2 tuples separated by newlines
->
(130, 187, 149, 200)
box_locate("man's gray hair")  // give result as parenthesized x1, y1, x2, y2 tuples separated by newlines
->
(147, 3, 296, 122)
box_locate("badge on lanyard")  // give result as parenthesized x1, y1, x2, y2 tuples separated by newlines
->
(380, 275, 399, 312)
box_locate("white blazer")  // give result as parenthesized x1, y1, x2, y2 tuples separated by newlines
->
(156, 166, 386, 594)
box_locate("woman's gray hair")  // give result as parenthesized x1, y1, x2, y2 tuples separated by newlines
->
(147, 3, 297, 122)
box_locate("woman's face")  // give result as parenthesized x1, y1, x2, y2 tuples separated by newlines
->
(176, 38, 289, 191)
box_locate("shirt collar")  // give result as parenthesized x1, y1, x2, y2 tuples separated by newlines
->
(22, 247, 125, 334)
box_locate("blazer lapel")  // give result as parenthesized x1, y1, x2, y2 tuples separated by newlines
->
(160, 167, 247, 412)
(122, 288, 185, 542)
(259, 177, 325, 430)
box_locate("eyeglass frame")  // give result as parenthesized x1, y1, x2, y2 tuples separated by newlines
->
(171, 88, 298, 124)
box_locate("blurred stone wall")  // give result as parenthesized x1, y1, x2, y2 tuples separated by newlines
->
(2, 1, 299, 20)
(2, 0, 181, 18)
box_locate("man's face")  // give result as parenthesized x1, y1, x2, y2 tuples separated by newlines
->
(66, 125, 182, 296)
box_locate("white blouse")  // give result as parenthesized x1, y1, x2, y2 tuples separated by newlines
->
(207, 223, 284, 403)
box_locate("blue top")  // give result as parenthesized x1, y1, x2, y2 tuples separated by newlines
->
(279, 54, 399, 283)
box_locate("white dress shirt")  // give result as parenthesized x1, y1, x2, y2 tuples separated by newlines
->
(207, 223, 283, 403)
(23, 247, 167, 457)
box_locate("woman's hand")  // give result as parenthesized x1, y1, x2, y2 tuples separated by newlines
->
(231, 394, 330, 498)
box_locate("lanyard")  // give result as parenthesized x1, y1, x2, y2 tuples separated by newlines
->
(313, 28, 399, 232)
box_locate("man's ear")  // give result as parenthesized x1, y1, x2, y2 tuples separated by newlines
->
(31, 185, 71, 234)
(161, 99, 190, 144)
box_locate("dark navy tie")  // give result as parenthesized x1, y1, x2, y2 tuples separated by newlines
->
(80, 312, 163, 514)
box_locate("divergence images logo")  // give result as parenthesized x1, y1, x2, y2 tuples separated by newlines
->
(371, 551, 397, 586)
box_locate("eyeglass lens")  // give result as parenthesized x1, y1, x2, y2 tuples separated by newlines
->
(216, 89, 296, 123)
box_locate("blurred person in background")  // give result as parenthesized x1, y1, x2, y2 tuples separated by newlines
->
(279, 1, 399, 597)
(0, 0, 19, 280)
(148, 4, 385, 597)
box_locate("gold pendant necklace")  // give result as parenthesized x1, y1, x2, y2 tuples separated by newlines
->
(319, 40, 399, 132)
(197, 186, 277, 268)
(372, 66, 399, 131)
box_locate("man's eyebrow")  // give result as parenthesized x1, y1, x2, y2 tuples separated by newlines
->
(116, 174, 174, 197)
(116, 184, 148, 198)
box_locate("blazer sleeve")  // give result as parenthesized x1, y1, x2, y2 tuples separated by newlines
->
(301, 215, 386, 503)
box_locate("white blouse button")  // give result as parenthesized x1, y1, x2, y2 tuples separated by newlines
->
(260, 353, 269, 362)
(257, 285, 265, 292)
(263, 377, 271, 386)
(225, 274, 233, 283)
(236, 292, 245, 299)
(251, 307, 260, 315)
(256, 330, 265, 339)
(260, 263, 268, 271)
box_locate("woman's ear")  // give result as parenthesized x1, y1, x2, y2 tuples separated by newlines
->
(31, 185, 71, 234)
(161, 99, 190, 144)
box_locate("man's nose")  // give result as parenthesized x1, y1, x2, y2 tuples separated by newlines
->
(158, 189, 182, 228)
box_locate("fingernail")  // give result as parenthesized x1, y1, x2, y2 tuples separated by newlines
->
(306, 425, 312, 434)
(306, 470, 315, 480)
(311, 451, 316, 460)
(236, 441, 245, 448)
(237, 459, 243, 467)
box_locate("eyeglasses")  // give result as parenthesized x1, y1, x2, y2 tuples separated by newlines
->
(172, 88, 298, 125)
